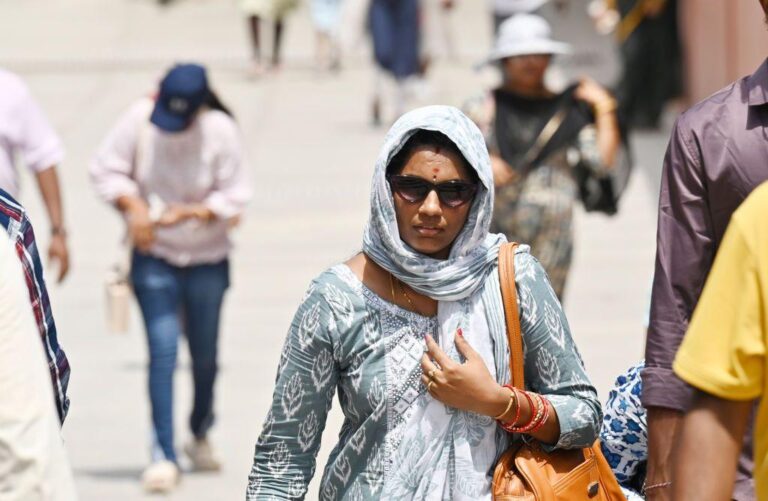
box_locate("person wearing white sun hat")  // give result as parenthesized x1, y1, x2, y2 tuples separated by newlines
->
(487, 12, 571, 61)
(465, 13, 629, 300)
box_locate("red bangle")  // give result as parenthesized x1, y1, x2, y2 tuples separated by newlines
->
(512, 391, 541, 433)
(513, 392, 551, 434)
(527, 395, 550, 434)
(503, 390, 537, 433)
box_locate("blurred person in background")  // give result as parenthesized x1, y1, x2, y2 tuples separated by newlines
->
(0, 68, 70, 283)
(671, 182, 768, 501)
(641, 0, 768, 497)
(0, 228, 77, 501)
(311, 0, 344, 72)
(90, 63, 252, 494)
(465, 14, 625, 300)
(241, 0, 299, 76)
(369, 0, 420, 125)
(591, 0, 682, 129)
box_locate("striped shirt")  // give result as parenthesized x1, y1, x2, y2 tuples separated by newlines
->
(0, 189, 69, 422)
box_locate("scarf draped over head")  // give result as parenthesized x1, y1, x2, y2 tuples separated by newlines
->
(363, 106, 513, 500)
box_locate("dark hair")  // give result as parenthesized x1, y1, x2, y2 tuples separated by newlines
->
(205, 90, 234, 119)
(386, 129, 478, 183)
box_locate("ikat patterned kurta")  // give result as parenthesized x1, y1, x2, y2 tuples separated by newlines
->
(247, 254, 600, 500)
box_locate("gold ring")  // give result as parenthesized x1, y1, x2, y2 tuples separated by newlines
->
(427, 381, 435, 392)
(428, 369, 436, 380)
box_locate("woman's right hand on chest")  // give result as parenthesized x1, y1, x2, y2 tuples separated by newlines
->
(421, 331, 510, 418)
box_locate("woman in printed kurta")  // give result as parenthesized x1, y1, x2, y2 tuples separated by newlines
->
(247, 106, 600, 500)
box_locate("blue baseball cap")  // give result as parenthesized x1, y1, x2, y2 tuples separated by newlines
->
(150, 63, 210, 132)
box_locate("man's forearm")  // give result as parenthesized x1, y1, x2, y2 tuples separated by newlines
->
(673, 392, 752, 500)
(34, 167, 64, 232)
(645, 406, 682, 490)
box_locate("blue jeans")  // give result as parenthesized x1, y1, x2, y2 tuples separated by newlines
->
(131, 252, 230, 463)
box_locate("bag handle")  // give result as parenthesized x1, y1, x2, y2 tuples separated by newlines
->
(498, 242, 525, 390)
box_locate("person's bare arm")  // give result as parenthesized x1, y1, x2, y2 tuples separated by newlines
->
(490, 154, 518, 187)
(673, 392, 752, 501)
(644, 116, 714, 497)
(593, 104, 620, 168)
(575, 78, 620, 168)
(644, 407, 682, 500)
(34, 166, 68, 283)
(116, 195, 154, 252)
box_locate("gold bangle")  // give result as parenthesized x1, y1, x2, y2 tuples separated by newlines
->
(493, 387, 516, 420)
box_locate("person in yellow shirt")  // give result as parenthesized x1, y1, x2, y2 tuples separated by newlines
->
(672, 180, 768, 500)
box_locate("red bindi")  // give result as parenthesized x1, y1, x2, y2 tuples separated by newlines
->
(432, 168, 440, 174)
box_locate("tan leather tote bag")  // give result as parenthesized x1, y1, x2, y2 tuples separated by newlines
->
(492, 242, 626, 501)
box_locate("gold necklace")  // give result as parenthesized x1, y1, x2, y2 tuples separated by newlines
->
(389, 272, 419, 313)
(398, 279, 418, 312)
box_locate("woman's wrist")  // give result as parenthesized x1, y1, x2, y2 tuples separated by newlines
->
(483, 385, 515, 418)
(492, 386, 516, 420)
(592, 97, 618, 116)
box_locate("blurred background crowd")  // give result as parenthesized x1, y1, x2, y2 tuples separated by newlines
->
(1, 0, 767, 499)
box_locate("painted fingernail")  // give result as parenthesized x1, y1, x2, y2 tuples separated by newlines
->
(457, 328, 463, 337)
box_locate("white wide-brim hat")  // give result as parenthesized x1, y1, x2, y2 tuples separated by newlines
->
(488, 13, 571, 62)
(493, 0, 549, 16)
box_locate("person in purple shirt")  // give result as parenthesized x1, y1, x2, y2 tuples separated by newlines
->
(643, 1, 768, 498)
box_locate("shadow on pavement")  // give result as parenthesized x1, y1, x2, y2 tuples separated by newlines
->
(75, 467, 143, 481)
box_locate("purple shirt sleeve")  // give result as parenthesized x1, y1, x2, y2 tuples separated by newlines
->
(642, 116, 716, 411)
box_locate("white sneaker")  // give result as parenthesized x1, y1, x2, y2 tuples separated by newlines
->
(141, 460, 180, 493)
(184, 438, 221, 472)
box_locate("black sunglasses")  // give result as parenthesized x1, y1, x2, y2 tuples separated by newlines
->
(387, 175, 478, 208)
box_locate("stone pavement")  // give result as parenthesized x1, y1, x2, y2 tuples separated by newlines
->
(0, 1, 670, 499)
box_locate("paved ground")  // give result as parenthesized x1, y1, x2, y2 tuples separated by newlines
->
(0, 1, 671, 499)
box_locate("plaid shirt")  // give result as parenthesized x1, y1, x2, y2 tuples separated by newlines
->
(0, 189, 69, 422)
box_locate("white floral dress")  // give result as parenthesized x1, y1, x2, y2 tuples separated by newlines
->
(247, 253, 601, 500)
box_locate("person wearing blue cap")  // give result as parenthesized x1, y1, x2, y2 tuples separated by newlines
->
(90, 63, 252, 493)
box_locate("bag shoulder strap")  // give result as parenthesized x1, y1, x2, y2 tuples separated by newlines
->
(520, 107, 568, 169)
(498, 242, 525, 390)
